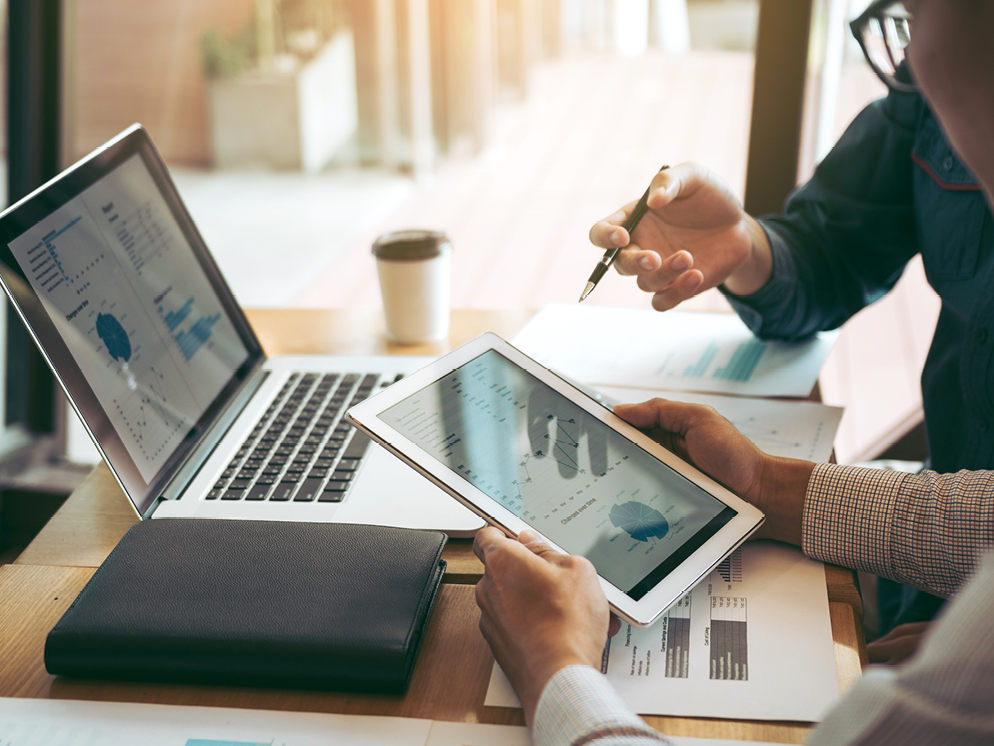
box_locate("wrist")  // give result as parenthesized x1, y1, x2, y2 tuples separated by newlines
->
(723, 216, 773, 297)
(520, 652, 593, 726)
(754, 455, 814, 546)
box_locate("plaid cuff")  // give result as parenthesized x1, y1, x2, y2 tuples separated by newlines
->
(802, 463, 994, 597)
(533, 665, 667, 746)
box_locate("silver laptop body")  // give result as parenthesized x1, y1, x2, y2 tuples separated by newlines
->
(0, 124, 480, 536)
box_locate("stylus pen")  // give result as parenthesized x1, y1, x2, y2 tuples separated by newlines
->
(578, 164, 669, 303)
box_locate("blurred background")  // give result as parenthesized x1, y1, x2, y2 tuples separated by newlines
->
(0, 0, 937, 556)
(53, 0, 887, 311)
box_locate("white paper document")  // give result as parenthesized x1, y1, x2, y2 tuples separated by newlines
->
(0, 697, 786, 746)
(512, 304, 837, 397)
(486, 542, 841, 722)
(595, 386, 843, 463)
(0, 698, 432, 746)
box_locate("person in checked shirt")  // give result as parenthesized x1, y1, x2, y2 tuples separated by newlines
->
(475, 3, 994, 743)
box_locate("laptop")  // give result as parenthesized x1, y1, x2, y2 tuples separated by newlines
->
(0, 124, 482, 536)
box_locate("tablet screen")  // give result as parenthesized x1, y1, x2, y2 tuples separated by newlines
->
(381, 349, 736, 600)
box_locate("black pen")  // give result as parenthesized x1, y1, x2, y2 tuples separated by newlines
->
(579, 165, 669, 303)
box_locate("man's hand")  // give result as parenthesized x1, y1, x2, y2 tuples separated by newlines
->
(474, 527, 618, 725)
(588, 162, 773, 310)
(867, 622, 932, 666)
(613, 399, 815, 546)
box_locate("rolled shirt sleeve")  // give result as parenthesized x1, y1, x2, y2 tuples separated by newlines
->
(807, 554, 994, 745)
(801, 463, 994, 598)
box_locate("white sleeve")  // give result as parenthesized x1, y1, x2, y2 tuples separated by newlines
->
(808, 554, 994, 745)
(532, 664, 669, 746)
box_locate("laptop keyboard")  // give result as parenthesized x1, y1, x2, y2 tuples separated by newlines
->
(206, 371, 399, 504)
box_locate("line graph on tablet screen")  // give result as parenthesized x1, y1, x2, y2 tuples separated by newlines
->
(382, 350, 626, 521)
(381, 348, 732, 593)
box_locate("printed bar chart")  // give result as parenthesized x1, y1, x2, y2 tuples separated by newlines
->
(710, 596, 748, 681)
(713, 339, 767, 382)
(715, 551, 743, 583)
(662, 594, 692, 678)
(683, 341, 719, 378)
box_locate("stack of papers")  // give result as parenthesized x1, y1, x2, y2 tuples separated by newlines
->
(511, 304, 843, 463)
(512, 304, 837, 398)
(485, 542, 841, 722)
(483, 303, 846, 723)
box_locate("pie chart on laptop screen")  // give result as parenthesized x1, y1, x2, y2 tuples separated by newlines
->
(96, 312, 132, 362)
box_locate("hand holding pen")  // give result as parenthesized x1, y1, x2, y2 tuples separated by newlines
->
(579, 165, 669, 302)
(584, 163, 773, 310)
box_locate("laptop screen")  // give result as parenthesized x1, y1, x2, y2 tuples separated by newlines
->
(0, 126, 262, 515)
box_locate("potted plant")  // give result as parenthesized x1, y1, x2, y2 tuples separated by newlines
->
(202, 0, 358, 172)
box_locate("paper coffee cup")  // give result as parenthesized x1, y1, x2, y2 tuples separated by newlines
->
(372, 230, 452, 344)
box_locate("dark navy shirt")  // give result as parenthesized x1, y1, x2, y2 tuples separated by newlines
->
(724, 87, 994, 474)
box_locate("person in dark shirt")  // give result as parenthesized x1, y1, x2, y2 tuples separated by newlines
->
(588, 0, 993, 637)
(471, 8, 994, 741)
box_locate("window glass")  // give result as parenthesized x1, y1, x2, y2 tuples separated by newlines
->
(799, 0, 887, 181)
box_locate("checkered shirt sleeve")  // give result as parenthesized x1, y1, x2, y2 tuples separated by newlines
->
(802, 463, 994, 597)
(533, 665, 668, 746)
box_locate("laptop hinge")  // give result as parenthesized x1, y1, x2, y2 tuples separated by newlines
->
(144, 368, 270, 517)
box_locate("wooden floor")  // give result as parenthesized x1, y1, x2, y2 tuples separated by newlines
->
(296, 50, 753, 313)
(293, 49, 940, 465)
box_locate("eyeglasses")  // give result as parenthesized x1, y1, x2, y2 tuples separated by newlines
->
(850, 0, 916, 93)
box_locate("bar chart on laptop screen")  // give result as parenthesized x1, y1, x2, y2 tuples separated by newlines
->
(156, 290, 222, 362)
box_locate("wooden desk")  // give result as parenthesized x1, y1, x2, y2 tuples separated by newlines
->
(1, 309, 865, 744)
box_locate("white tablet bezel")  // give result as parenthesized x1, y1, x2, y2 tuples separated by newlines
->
(347, 332, 764, 628)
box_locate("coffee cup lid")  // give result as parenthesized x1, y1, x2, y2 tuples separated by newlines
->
(371, 229, 451, 261)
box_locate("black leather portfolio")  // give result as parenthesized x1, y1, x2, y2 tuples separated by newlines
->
(45, 519, 447, 693)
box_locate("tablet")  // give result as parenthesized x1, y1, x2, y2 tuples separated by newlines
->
(347, 333, 764, 627)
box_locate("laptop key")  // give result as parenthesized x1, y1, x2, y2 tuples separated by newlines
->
(324, 480, 349, 492)
(293, 478, 324, 502)
(270, 483, 295, 501)
(343, 432, 371, 460)
(245, 484, 270, 501)
(318, 490, 345, 503)
(221, 488, 244, 500)
(206, 489, 222, 500)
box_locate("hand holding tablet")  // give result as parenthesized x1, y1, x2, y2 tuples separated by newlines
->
(347, 333, 764, 627)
